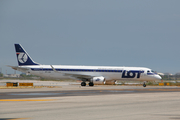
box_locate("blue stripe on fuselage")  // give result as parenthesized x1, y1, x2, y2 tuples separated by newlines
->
(147, 73, 157, 75)
(31, 68, 123, 72)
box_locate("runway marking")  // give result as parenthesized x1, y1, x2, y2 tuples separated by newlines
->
(0, 118, 30, 120)
(0, 99, 55, 102)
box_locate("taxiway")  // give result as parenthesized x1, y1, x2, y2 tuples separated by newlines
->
(0, 80, 180, 120)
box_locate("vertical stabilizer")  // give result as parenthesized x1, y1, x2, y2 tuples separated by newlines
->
(14, 44, 40, 66)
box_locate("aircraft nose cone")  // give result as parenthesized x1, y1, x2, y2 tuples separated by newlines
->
(155, 75, 162, 80)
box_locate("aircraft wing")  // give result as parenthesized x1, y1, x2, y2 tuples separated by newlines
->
(63, 73, 93, 80)
(50, 65, 94, 80)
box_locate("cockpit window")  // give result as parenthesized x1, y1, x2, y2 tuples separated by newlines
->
(151, 70, 154, 73)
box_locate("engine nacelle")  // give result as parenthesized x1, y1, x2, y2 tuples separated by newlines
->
(92, 76, 106, 84)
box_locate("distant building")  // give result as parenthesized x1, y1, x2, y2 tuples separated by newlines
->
(164, 73, 173, 76)
(21, 72, 31, 75)
(157, 73, 164, 76)
(3, 74, 20, 78)
(175, 72, 180, 75)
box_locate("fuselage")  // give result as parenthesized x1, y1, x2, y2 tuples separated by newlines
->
(17, 65, 162, 82)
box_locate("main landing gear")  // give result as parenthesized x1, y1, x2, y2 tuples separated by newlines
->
(81, 82, 94, 86)
(89, 82, 94, 86)
(81, 82, 86, 86)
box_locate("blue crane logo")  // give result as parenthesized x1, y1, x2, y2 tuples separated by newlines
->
(18, 53, 28, 63)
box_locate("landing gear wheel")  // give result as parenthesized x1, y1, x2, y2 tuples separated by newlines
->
(81, 82, 86, 86)
(89, 82, 94, 86)
(143, 83, 146, 87)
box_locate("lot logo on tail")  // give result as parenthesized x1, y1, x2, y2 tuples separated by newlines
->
(17, 53, 28, 63)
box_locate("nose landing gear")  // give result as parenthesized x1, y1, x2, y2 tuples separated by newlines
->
(143, 82, 146, 87)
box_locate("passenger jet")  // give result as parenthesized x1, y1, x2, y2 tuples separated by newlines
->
(9, 44, 162, 87)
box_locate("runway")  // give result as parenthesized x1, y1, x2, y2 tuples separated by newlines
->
(1, 80, 180, 120)
(1, 87, 180, 99)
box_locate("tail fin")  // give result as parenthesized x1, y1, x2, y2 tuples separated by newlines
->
(14, 44, 40, 66)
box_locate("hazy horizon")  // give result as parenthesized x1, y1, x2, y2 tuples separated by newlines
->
(1, 0, 180, 74)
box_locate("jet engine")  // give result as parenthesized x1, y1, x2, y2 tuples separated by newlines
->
(92, 76, 106, 84)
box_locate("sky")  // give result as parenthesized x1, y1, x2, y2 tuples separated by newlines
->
(0, 0, 180, 74)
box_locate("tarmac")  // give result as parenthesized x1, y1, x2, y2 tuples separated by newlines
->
(0, 80, 180, 120)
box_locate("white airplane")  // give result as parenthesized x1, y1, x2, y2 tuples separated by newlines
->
(9, 44, 162, 87)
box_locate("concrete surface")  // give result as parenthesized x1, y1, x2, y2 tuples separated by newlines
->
(0, 80, 180, 120)
(0, 92, 180, 120)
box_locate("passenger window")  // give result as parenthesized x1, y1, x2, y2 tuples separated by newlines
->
(147, 70, 150, 73)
